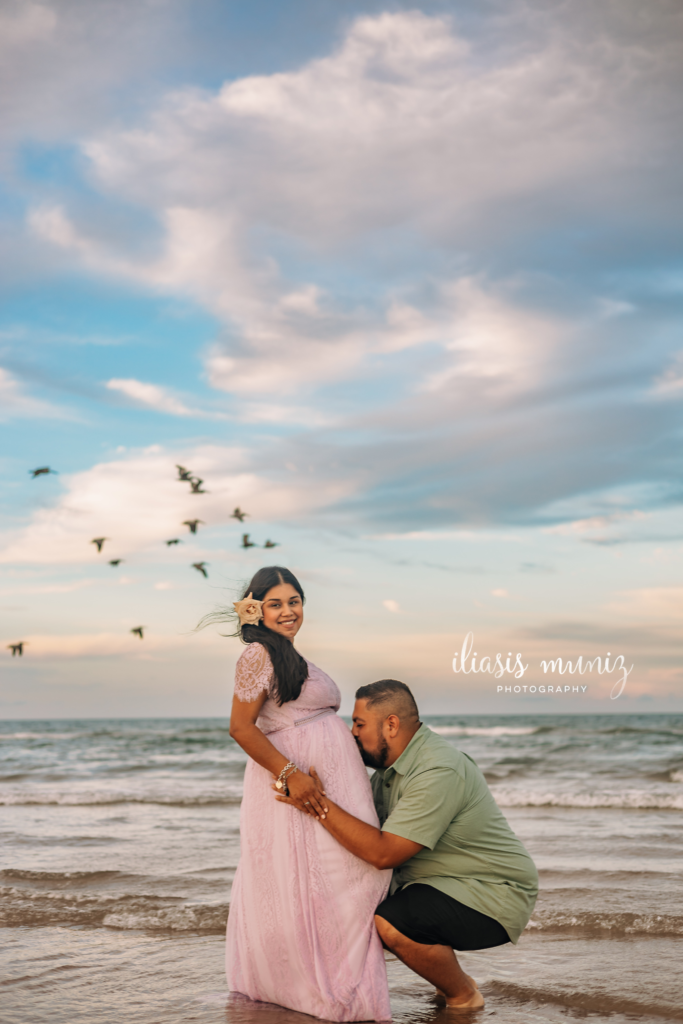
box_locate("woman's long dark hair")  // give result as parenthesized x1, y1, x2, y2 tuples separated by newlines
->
(199, 566, 308, 705)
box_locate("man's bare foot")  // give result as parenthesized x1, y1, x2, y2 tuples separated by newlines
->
(444, 976, 484, 1010)
(435, 974, 482, 1008)
(444, 988, 485, 1011)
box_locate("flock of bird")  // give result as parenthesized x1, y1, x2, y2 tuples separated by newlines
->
(7, 463, 280, 654)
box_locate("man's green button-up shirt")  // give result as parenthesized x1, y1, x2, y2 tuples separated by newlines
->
(371, 723, 538, 944)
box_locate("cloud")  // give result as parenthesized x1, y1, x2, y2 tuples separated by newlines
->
(417, 279, 560, 395)
(82, 8, 683, 243)
(105, 378, 204, 417)
(0, 0, 204, 155)
(545, 511, 648, 536)
(28, 7, 683, 397)
(382, 599, 400, 613)
(0, 3, 56, 47)
(653, 351, 683, 396)
(605, 587, 683, 623)
(0, 444, 356, 565)
(0, 366, 72, 421)
(31, 203, 451, 395)
(5, 630, 224, 659)
(233, 402, 332, 427)
(14, 5, 683, 531)
(365, 529, 514, 542)
(0, 324, 130, 347)
(0, 580, 96, 596)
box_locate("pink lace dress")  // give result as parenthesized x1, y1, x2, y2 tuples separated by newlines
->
(226, 643, 392, 1021)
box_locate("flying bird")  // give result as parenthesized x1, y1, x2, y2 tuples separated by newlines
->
(165, 538, 181, 546)
(263, 540, 279, 548)
(241, 533, 256, 548)
(192, 562, 209, 578)
(189, 477, 207, 493)
(130, 627, 145, 639)
(8, 642, 26, 656)
(91, 537, 109, 553)
(108, 559, 123, 566)
(29, 467, 57, 478)
(175, 465, 193, 481)
(182, 520, 204, 534)
(231, 507, 248, 522)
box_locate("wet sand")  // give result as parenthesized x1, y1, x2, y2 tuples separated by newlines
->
(1, 714, 682, 1023)
(3, 929, 683, 1024)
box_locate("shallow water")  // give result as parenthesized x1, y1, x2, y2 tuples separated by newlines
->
(1, 713, 682, 1023)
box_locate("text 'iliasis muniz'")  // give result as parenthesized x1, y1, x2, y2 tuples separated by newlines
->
(452, 632, 633, 699)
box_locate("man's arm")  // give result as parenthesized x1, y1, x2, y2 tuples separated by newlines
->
(276, 762, 466, 870)
(274, 767, 423, 870)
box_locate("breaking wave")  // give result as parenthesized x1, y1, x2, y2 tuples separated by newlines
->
(0, 792, 242, 807)
(526, 908, 683, 937)
(0, 732, 81, 741)
(0, 886, 229, 933)
(492, 787, 683, 810)
(430, 726, 543, 737)
(0, 869, 127, 886)
(596, 725, 683, 738)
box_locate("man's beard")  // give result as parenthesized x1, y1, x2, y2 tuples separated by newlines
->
(356, 730, 389, 770)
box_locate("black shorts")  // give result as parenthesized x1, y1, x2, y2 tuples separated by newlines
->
(375, 883, 510, 951)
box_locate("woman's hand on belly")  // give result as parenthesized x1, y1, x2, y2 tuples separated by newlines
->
(274, 768, 328, 820)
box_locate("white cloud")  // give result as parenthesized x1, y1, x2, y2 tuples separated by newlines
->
(84, 10, 669, 240)
(382, 599, 401, 614)
(653, 352, 683, 396)
(32, 203, 447, 394)
(417, 278, 560, 395)
(6, 630, 224, 659)
(12, 6, 683, 534)
(605, 587, 683, 624)
(0, 0, 202, 157)
(28, 7, 665, 396)
(0, 579, 96, 596)
(0, 366, 72, 421)
(545, 511, 647, 536)
(365, 530, 517, 543)
(0, 4, 55, 47)
(232, 402, 332, 427)
(106, 378, 199, 417)
(0, 444, 357, 564)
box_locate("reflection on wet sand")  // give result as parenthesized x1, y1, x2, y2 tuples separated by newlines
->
(224, 958, 482, 1024)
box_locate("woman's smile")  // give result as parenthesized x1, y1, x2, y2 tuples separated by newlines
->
(261, 582, 303, 639)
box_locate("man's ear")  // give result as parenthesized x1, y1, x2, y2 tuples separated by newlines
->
(385, 713, 401, 738)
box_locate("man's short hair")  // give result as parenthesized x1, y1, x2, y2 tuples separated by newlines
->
(355, 679, 419, 723)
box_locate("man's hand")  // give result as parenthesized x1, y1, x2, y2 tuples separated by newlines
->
(274, 766, 423, 869)
(272, 768, 328, 819)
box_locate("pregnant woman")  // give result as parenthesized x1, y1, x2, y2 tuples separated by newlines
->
(224, 566, 391, 1022)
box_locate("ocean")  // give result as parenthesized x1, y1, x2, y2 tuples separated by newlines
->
(1, 714, 682, 1024)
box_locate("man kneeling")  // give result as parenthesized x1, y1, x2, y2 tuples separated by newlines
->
(277, 679, 538, 1009)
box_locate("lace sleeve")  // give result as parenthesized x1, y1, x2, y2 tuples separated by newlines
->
(234, 643, 274, 703)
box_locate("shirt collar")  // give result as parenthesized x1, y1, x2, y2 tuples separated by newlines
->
(385, 721, 429, 777)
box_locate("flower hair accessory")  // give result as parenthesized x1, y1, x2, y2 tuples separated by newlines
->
(234, 592, 263, 625)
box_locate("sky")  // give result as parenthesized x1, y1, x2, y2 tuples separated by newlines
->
(1, 0, 682, 718)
